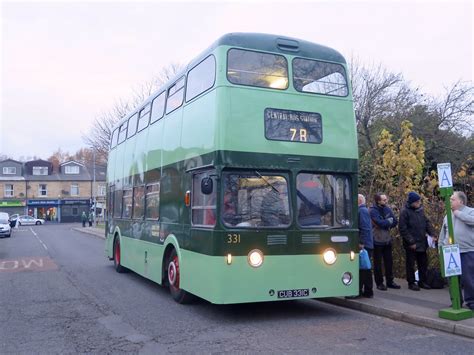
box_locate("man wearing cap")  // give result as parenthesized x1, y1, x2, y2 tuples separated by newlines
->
(399, 191, 436, 291)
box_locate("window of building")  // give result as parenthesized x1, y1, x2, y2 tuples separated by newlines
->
(3, 167, 16, 174)
(4, 184, 13, 197)
(97, 185, 106, 197)
(145, 183, 160, 219)
(72, 207, 78, 216)
(133, 186, 145, 219)
(39, 184, 47, 196)
(65, 165, 80, 174)
(166, 77, 185, 114)
(127, 113, 139, 138)
(293, 58, 348, 97)
(192, 171, 217, 227)
(122, 189, 133, 218)
(150, 92, 166, 124)
(227, 49, 288, 90)
(186, 55, 216, 102)
(33, 166, 48, 175)
(137, 103, 151, 132)
(71, 184, 79, 196)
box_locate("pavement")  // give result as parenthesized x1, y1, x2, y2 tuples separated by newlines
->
(72, 226, 474, 339)
(73, 225, 106, 239)
(325, 279, 474, 339)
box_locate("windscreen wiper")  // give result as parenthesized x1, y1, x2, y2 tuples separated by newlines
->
(255, 170, 279, 193)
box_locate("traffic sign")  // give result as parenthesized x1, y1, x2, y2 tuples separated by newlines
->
(442, 245, 462, 277)
(437, 163, 453, 188)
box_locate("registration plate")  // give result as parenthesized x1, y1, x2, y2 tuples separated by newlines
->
(277, 288, 309, 299)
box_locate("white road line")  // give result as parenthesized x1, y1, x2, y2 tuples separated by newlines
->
(30, 227, 48, 250)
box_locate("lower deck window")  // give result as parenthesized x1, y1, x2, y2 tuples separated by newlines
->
(296, 173, 351, 227)
(192, 172, 216, 227)
(222, 172, 290, 228)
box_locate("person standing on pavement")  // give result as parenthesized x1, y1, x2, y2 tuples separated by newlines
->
(88, 212, 93, 227)
(370, 193, 401, 291)
(399, 191, 436, 291)
(358, 194, 374, 298)
(81, 211, 87, 228)
(439, 191, 474, 310)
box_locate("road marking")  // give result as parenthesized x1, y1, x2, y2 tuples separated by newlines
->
(0, 256, 58, 272)
(30, 227, 48, 250)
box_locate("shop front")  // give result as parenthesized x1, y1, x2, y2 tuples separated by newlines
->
(61, 199, 91, 223)
(27, 199, 60, 222)
(0, 200, 26, 216)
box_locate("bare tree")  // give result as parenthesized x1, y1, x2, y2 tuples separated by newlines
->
(349, 58, 419, 152)
(83, 62, 183, 159)
(431, 80, 474, 135)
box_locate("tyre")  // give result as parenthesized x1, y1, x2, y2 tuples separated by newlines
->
(167, 248, 194, 304)
(35, 221, 41, 225)
(113, 237, 127, 273)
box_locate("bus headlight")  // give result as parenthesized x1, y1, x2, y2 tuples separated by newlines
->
(248, 249, 264, 268)
(342, 272, 353, 285)
(323, 248, 337, 265)
(350, 251, 355, 261)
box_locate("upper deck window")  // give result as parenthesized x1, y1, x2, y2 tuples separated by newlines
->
(186, 55, 216, 102)
(110, 128, 119, 149)
(137, 104, 151, 132)
(293, 58, 348, 97)
(150, 92, 165, 124)
(166, 77, 185, 114)
(227, 49, 288, 90)
(118, 121, 128, 144)
(127, 113, 139, 138)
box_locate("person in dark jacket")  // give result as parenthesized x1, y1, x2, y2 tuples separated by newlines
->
(399, 191, 436, 291)
(358, 194, 374, 298)
(370, 193, 400, 290)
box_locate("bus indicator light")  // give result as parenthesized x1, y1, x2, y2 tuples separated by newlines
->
(226, 253, 232, 265)
(185, 190, 191, 206)
(350, 251, 355, 261)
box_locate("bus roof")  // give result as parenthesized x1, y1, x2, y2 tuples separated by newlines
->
(207, 33, 346, 64)
(111, 33, 346, 132)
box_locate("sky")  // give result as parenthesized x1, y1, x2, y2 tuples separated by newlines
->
(0, 0, 472, 161)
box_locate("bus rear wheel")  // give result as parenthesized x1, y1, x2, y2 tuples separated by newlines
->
(167, 249, 193, 304)
(113, 237, 127, 273)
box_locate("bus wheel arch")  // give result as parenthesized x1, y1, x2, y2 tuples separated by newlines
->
(113, 234, 127, 273)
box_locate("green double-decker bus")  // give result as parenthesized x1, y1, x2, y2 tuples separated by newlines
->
(105, 33, 359, 304)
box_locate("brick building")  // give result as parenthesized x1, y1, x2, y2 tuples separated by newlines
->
(0, 158, 106, 223)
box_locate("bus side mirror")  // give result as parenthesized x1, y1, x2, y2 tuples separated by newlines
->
(201, 177, 213, 195)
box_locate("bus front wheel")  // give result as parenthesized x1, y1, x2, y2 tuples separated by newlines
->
(167, 249, 193, 304)
(113, 237, 127, 273)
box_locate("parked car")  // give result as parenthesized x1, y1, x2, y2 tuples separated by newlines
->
(0, 212, 12, 237)
(8, 213, 19, 227)
(17, 215, 45, 226)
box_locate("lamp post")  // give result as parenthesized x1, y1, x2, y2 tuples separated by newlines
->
(92, 148, 96, 225)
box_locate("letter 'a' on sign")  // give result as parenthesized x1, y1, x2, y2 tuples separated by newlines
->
(437, 163, 453, 188)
